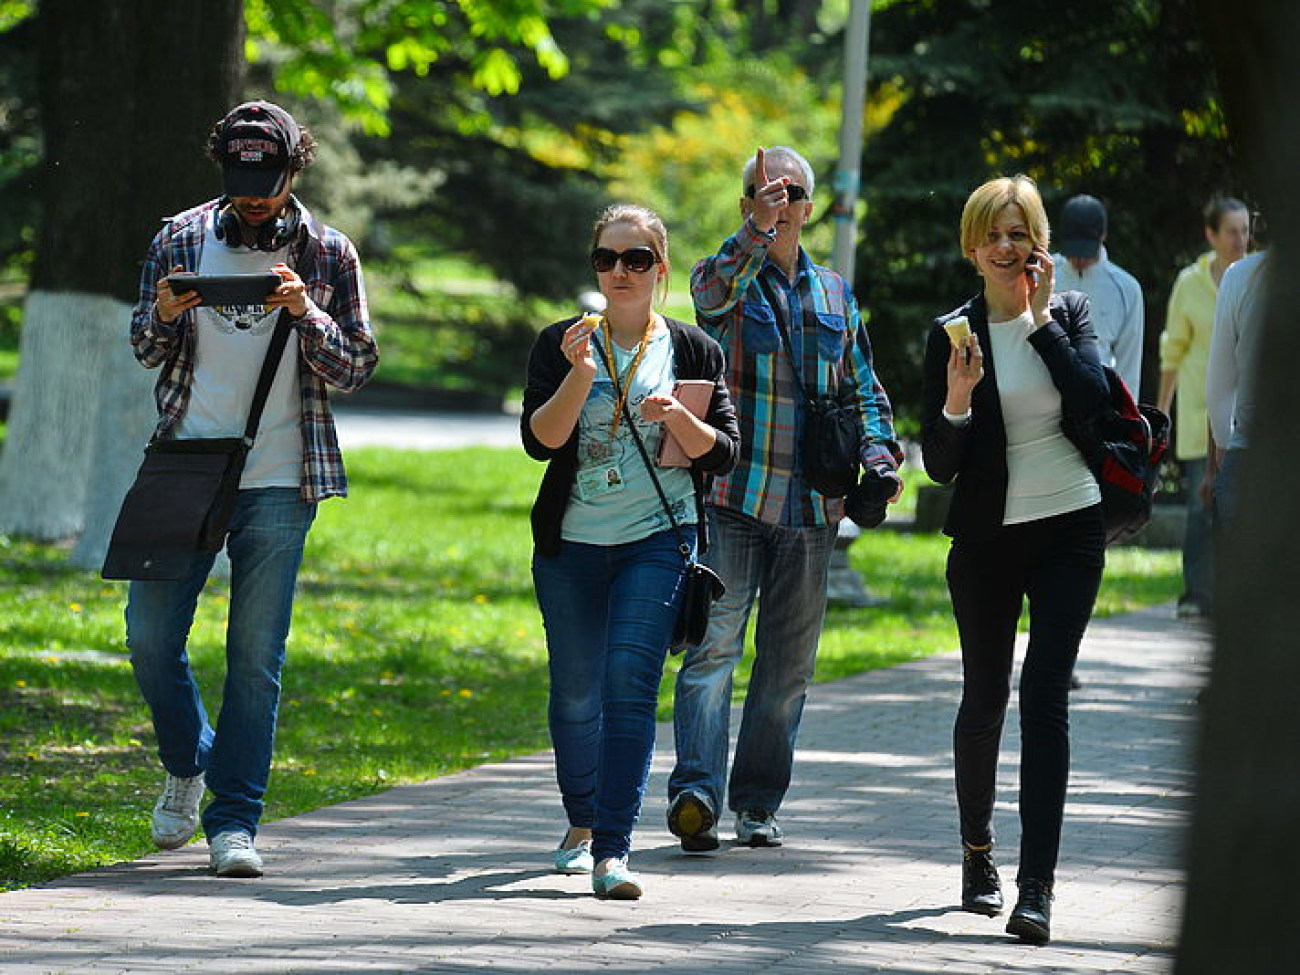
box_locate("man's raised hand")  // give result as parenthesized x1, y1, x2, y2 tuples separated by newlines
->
(748, 147, 791, 234)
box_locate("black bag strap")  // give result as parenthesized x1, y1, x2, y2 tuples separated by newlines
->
(240, 314, 293, 446)
(756, 273, 845, 408)
(225, 221, 322, 448)
(592, 332, 696, 561)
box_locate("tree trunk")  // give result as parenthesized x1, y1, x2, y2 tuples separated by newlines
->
(0, 0, 243, 550)
(1176, 2, 1300, 972)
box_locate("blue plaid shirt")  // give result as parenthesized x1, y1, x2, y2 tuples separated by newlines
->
(129, 198, 378, 502)
(692, 218, 902, 526)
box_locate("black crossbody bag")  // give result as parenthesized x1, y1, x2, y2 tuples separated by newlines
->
(595, 334, 725, 654)
(101, 314, 293, 581)
(757, 276, 861, 498)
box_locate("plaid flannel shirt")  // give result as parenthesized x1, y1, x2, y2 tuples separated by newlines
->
(129, 198, 378, 502)
(692, 218, 902, 526)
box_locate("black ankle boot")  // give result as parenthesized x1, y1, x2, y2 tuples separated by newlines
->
(1006, 878, 1053, 944)
(961, 843, 1003, 915)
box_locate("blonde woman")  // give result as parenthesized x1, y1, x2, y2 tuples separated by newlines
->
(921, 176, 1108, 944)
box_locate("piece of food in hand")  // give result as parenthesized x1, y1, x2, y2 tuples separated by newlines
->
(943, 315, 972, 350)
(577, 312, 603, 332)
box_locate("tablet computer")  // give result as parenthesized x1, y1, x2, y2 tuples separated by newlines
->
(165, 273, 281, 306)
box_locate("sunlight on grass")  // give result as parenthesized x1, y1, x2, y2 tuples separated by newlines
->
(0, 445, 1178, 889)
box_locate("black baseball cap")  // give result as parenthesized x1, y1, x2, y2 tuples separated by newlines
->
(216, 101, 301, 199)
(1058, 195, 1107, 260)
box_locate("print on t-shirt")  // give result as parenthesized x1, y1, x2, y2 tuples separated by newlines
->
(210, 302, 279, 335)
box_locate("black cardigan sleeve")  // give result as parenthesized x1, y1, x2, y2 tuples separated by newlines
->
(1028, 291, 1109, 418)
(521, 318, 578, 462)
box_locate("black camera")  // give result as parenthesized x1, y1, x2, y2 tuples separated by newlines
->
(844, 468, 897, 529)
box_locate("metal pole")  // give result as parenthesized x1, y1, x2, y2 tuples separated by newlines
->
(826, 0, 880, 608)
(831, 0, 872, 281)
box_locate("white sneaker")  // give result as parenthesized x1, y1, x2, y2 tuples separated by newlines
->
(151, 772, 205, 850)
(208, 830, 264, 878)
(735, 808, 783, 847)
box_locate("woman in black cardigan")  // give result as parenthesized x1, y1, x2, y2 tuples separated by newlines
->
(921, 176, 1108, 945)
(521, 204, 738, 900)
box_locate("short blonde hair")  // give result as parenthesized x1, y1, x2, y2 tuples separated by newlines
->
(959, 175, 1050, 259)
(591, 203, 670, 306)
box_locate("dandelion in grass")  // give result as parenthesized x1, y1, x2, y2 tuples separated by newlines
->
(68, 602, 83, 613)
(474, 594, 489, 605)
(458, 689, 474, 699)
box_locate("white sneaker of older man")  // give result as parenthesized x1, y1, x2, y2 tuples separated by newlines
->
(151, 772, 205, 850)
(209, 830, 265, 878)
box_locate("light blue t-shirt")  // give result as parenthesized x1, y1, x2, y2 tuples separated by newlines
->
(562, 329, 698, 545)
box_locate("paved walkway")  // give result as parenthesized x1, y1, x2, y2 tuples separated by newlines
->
(1, 606, 1206, 973)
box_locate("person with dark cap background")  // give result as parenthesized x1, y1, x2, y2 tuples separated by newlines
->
(125, 100, 378, 878)
(1051, 194, 1145, 398)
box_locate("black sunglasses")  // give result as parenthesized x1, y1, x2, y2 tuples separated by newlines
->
(590, 246, 659, 274)
(744, 183, 810, 202)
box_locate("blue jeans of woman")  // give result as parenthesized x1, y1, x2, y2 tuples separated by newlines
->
(126, 488, 315, 839)
(532, 528, 686, 863)
(946, 504, 1105, 886)
(669, 506, 836, 817)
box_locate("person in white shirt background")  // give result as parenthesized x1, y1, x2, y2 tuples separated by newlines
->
(1052, 194, 1145, 399)
(1205, 231, 1269, 530)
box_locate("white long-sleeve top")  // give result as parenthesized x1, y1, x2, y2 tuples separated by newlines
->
(1052, 245, 1145, 399)
(1206, 250, 1269, 451)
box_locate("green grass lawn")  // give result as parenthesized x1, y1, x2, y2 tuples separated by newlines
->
(0, 446, 1179, 890)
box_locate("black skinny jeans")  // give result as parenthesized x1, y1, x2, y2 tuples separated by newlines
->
(947, 504, 1105, 886)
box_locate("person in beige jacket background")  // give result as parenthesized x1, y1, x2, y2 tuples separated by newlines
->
(1157, 196, 1250, 620)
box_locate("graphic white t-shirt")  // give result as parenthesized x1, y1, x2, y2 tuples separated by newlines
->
(174, 215, 302, 489)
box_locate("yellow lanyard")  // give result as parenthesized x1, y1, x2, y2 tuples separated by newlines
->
(600, 315, 656, 437)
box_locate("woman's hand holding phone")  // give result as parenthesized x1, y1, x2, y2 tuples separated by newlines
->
(1025, 246, 1054, 326)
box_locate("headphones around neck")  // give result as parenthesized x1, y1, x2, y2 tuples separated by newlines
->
(214, 197, 302, 252)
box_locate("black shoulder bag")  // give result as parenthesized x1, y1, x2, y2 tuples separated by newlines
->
(758, 276, 861, 498)
(101, 314, 294, 581)
(595, 334, 724, 654)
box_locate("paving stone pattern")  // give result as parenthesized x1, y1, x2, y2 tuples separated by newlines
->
(0, 607, 1207, 974)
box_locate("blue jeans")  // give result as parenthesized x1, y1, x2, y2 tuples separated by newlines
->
(669, 506, 836, 816)
(1179, 457, 1213, 610)
(1213, 448, 1246, 529)
(126, 488, 315, 839)
(532, 529, 686, 863)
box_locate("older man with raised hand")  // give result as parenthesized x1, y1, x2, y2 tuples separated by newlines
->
(666, 146, 903, 853)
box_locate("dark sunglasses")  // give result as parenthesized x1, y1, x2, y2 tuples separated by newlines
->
(590, 246, 659, 273)
(744, 183, 810, 202)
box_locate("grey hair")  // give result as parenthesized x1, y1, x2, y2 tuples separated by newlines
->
(741, 147, 815, 197)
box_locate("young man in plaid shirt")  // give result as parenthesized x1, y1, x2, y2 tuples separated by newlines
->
(126, 101, 378, 878)
(667, 147, 903, 851)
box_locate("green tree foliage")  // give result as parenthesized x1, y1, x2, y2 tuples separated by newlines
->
(857, 0, 1239, 416)
(0, 11, 38, 282)
(344, 0, 698, 300)
(250, 0, 589, 134)
(607, 57, 842, 273)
